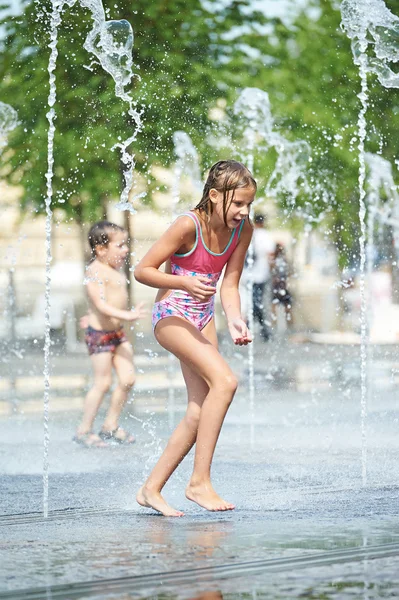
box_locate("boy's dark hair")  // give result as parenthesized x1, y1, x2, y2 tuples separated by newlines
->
(88, 221, 126, 256)
(195, 160, 257, 226)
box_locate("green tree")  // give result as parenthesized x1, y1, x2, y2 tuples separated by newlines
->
(1, 0, 398, 268)
(0, 0, 267, 222)
(226, 0, 399, 266)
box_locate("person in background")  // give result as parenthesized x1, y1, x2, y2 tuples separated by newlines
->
(270, 242, 293, 326)
(243, 212, 275, 341)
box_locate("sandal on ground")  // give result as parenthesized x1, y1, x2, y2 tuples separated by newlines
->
(98, 426, 135, 445)
(72, 432, 108, 448)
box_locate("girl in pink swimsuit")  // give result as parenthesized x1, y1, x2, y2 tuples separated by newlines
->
(152, 211, 245, 332)
(134, 160, 255, 517)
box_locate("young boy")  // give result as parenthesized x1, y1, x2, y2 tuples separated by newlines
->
(74, 221, 147, 448)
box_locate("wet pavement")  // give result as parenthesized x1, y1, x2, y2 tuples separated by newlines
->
(1, 336, 399, 598)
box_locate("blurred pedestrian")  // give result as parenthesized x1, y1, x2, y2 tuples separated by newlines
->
(271, 242, 293, 326)
(243, 212, 275, 341)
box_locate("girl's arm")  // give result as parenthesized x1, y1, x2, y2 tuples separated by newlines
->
(134, 216, 216, 301)
(220, 220, 253, 345)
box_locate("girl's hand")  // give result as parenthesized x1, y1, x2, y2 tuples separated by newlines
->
(228, 318, 253, 346)
(182, 276, 217, 302)
(126, 302, 148, 321)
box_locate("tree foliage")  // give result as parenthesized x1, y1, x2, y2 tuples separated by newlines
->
(0, 0, 268, 221)
(1, 0, 398, 265)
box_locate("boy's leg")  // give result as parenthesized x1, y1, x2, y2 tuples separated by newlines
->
(101, 341, 135, 440)
(76, 352, 113, 441)
(137, 320, 217, 516)
(144, 317, 237, 513)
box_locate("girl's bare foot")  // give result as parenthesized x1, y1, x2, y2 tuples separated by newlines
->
(185, 481, 235, 512)
(136, 485, 184, 517)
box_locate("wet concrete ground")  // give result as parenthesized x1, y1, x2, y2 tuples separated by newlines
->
(1, 336, 399, 598)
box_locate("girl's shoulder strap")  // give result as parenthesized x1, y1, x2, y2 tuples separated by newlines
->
(173, 212, 199, 258)
(175, 211, 200, 230)
(237, 218, 246, 239)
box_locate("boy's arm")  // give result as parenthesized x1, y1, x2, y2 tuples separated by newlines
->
(85, 268, 135, 321)
(220, 220, 253, 323)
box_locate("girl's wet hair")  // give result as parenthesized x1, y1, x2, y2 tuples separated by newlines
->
(195, 160, 256, 225)
(88, 221, 126, 255)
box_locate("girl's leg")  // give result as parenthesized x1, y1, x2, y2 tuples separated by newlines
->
(138, 317, 237, 514)
(101, 342, 135, 441)
(76, 352, 113, 444)
(137, 320, 218, 516)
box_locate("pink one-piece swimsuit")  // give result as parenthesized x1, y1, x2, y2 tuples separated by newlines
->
(152, 211, 245, 331)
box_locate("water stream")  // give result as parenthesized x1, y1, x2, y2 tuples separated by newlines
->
(167, 131, 202, 428)
(341, 0, 399, 486)
(42, 0, 138, 516)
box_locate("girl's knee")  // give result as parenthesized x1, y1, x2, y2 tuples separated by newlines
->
(185, 406, 201, 430)
(211, 370, 238, 398)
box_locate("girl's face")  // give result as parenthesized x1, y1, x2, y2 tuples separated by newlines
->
(97, 230, 129, 268)
(211, 186, 256, 228)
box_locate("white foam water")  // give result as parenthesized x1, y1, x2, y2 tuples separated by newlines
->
(42, 0, 138, 516)
(341, 0, 399, 486)
(0, 101, 18, 153)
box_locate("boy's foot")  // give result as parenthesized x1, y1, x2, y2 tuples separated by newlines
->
(136, 485, 184, 517)
(73, 432, 108, 448)
(185, 482, 235, 512)
(99, 426, 135, 445)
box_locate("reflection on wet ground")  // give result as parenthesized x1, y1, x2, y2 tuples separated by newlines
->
(1, 339, 399, 598)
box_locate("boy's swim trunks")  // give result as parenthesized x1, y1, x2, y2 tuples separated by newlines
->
(85, 326, 128, 355)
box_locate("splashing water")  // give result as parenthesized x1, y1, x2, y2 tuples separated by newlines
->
(341, 0, 399, 487)
(265, 135, 311, 205)
(341, 0, 399, 88)
(80, 1, 141, 212)
(166, 132, 202, 428)
(365, 153, 399, 237)
(233, 89, 272, 448)
(233, 88, 311, 215)
(232, 88, 312, 446)
(0, 102, 18, 153)
(172, 131, 202, 207)
(42, 0, 138, 517)
(233, 87, 274, 145)
(363, 154, 399, 418)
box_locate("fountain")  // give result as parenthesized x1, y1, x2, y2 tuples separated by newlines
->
(172, 131, 202, 209)
(232, 87, 312, 445)
(165, 131, 202, 429)
(341, 0, 399, 486)
(3, 1, 399, 597)
(42, 0, 139, 517)
(233, 88, 271, 447)
(365, 153, 399, 343)
(0, 101, 18, 153)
